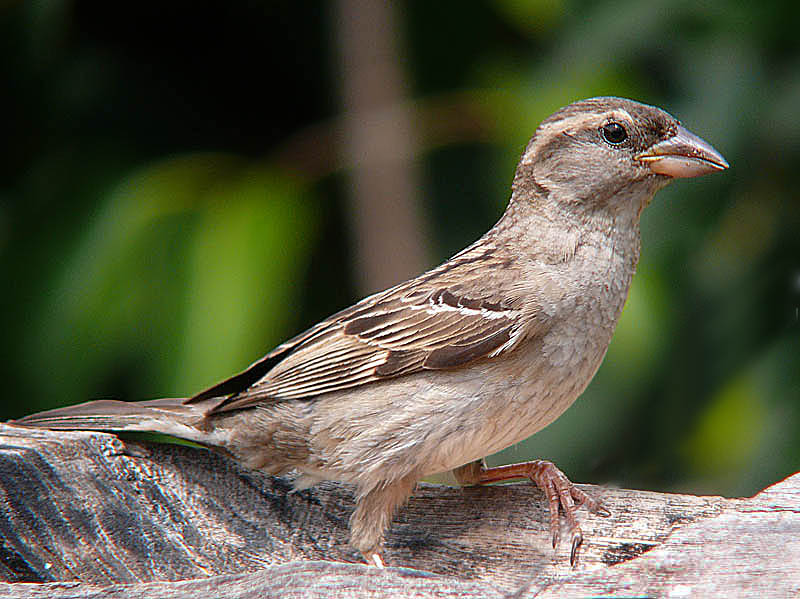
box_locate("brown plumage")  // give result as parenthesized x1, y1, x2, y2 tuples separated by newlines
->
(191, 244, 529, 413)
(14, 97, 729, 566)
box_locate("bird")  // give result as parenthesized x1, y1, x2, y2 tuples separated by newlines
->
(13, 97, 729, 567)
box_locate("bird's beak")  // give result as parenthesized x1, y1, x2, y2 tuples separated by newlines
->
(636, 125, 729, 178)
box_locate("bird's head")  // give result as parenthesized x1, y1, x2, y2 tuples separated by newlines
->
(513, 97, 728, 219)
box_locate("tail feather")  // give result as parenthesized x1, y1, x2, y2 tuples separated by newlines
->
(12, 398, 211, 445)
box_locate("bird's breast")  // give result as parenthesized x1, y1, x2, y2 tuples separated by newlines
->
(470, 230, 641, 453)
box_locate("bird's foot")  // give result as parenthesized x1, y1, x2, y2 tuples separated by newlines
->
(526, 460, 609, 565)
(457, 459, 609, 565)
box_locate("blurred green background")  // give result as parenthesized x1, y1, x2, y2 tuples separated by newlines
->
(1, 0, 798, 498)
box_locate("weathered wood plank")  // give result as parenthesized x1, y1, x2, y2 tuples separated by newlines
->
(0, 423, 797, 597)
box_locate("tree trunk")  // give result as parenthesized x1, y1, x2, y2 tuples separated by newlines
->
(0, 423, 797, 597)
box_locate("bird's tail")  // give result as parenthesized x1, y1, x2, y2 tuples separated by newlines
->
(12, 398, 212, 445)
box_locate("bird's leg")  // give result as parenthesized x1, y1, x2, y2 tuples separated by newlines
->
(349, 473, 418, 567)
(453, 458, 609, 565)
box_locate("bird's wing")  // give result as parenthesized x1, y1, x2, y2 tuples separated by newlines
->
(189, 245, 544, 415)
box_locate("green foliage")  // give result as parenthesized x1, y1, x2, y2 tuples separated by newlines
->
(19, 154, 317, 408)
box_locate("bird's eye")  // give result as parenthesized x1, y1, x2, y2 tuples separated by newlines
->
(601, 122, 628, 145)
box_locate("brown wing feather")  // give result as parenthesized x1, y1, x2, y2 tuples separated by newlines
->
(193, 243, 541, 415)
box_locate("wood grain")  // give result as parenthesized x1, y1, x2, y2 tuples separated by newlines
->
(0, 423, 797, 597)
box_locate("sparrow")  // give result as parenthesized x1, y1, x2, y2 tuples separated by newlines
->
(14, 97, 729, 567)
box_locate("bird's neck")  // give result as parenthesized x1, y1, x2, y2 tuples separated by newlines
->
(500, 185, 645, 240)
(488, 188, 646, 288)
(508, 158, 661, 227)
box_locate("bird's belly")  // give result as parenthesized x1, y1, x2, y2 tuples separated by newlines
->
(419, 326, 613, 476)
(307, 314, 615, 485)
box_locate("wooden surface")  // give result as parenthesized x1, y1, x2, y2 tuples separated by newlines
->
(0, 423, 797, 597)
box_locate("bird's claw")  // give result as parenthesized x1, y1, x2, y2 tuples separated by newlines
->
(527, 459, 606, 566)
(570, 531, 583, 567)
(363, 551, 385, 568)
